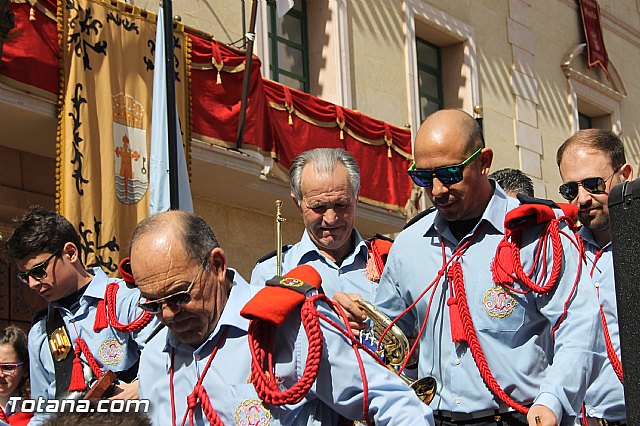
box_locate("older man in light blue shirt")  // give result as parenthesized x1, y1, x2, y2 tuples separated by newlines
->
(251, 148, 379, 301)
(133, 210, 434, 426)
(347, 110, 602, 426)
(557, 129, 633, 425)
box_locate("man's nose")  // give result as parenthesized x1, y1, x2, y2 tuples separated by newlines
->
(161, 303, 181, 321)
(575, 185, 592, 206)
(27, 276, 42, 290)
(323, 208, 338, 224)
(430, 177, 449, 198)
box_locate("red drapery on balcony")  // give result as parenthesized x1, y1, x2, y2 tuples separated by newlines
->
(1, 2, 414, 212)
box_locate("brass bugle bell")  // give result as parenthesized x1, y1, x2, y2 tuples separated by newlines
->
(355, 299, 437, 404)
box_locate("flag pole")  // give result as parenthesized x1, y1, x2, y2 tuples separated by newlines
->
(162, 0, 179, 209)
(236, 0, 258, 150)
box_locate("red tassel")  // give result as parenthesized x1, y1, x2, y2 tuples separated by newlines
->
(93, 299, 108, 332)
(447, 297, 466, 343)
(68, 345, 86, 392)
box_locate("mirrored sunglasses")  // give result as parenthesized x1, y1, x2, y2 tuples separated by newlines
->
(0, 362, 24, 374)
(16, 248, 62, 285)
(558, 170, 618, 201)
(137, 259, 207, 314)
(407, 148, 482, 187)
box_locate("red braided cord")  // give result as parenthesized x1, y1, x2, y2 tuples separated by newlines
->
(589, 248, 624, 383)
(599, 306, 624, 383)
(105, 283, 154, 332)
(381, 228, 486, 373)
(492, 220, 564, 294)
(177, 327, 229, 426)
(76, 337, 103, 378)
(315, 297, 379, 426)
(248, 296, 324, 406)
(186, 386, 223, 426)
(450, 261, 530, 414)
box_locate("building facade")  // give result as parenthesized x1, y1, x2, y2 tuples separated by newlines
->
(0, 0, 638, 328)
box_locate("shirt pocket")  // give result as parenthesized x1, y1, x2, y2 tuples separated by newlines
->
(227, 383, 272, 426)
(474, 285, 526, 333)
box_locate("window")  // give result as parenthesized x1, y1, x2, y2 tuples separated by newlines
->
(404, 0, 479, 137)
(416, 38, 443, 122)
(266, 0, 309, 92)
(578, 112, 592, 130)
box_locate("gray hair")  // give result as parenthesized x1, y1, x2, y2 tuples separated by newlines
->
(289, 148, 361, 202)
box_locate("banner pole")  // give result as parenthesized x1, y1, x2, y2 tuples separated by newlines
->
(236, 0, 258, 150)
(162, 0, 179, 209)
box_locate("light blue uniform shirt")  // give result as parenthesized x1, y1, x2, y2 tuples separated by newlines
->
(250, 230, 377, 300)
(28, 268, 158, 425)
(374, 186, 602, 425)
(139, 270, 434, 426)
(578, 226, 625, 421)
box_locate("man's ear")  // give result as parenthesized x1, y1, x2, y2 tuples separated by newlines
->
(209, 247, 227, 282)
(479, 147, 494, 176)
(63, 242, 80, 263)
(291, 193, 302, 214)
(619, 163, 635, 182)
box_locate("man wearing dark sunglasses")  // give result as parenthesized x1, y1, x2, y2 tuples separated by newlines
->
(6, 207, 157, 424)
(132, 210, 435, 426)
(340, 110, 601, 426)
(557, 129, 633, 426)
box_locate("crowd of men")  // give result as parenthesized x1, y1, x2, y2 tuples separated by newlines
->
(4, 109, 632, 426)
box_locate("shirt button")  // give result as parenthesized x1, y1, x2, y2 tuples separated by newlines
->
(455, 397, 462, 405)
(594, 282, 600, 288)
(588, 409, 595, 416)
(195, 355, 201, 361)
(453, 358, 461, 365)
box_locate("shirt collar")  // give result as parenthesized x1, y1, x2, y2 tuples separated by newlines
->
(164, 268, 253, 352)
(425, 183, 509, 240)
(577, 226, 612, 251)
(298, 228, 367, 264)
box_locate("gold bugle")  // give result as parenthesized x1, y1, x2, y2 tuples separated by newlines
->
(355, 299, 437, 404)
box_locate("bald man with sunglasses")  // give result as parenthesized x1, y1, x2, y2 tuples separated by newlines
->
(6, 207, 157, 425)
(557, 129, 634, 425)
(338, 110, 602, 426)
(131, 210, 435, 426)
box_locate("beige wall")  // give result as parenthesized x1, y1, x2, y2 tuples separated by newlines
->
(193, 195, 305, 280)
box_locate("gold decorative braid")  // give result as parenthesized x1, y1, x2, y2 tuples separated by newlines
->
(185, 33, 193, 181)
(54, 0, 64, 214)
(268, 102, 413, 160)
(11, 0, 57, 21)
(191, 62, 246, 73)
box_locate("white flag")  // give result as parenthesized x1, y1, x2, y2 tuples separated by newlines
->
(149, 7, 193, 215)
(276, 0, 295, 17)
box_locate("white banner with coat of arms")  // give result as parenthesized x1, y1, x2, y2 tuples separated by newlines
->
(57, 0, 190, 274)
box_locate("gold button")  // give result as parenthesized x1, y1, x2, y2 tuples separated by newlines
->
(494, 415, 501, 421)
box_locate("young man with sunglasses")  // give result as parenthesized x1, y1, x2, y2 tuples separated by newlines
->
(131, 210, 435, 426)
(557, 129, 633, 426)
(338, 110, 602, 426)
(6, 208, 157, 425)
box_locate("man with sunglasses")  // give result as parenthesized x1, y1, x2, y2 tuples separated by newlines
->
(6, 208, 157, 425)
(339, 110, 601, 426)
(557, 129, 634, 426)
(132, 210, 435, 426)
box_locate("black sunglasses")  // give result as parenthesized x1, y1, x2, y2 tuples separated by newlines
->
(137, 259, 207, 314)
(16, 248, 62, 285)
(407, 148, 483, 187)
(558, 169, 618, 201)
